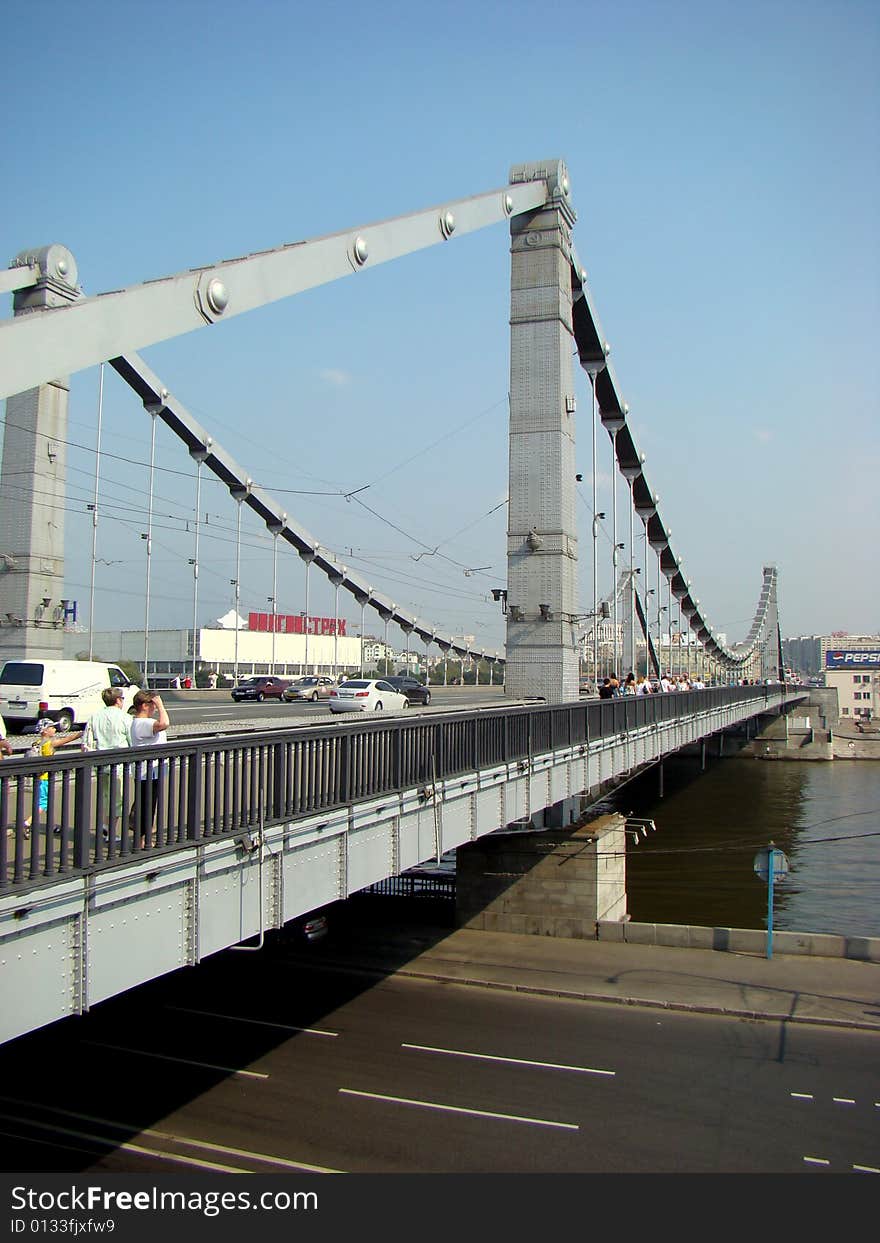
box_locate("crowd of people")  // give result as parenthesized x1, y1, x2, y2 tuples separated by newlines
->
(2, 690, 172, 849)
(597, 672, 706, 698)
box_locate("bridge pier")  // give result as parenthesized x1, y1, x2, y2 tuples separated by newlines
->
(504, 160, 579, 703)
(0, 248, 80, 659)
(455, 811, 627, 938)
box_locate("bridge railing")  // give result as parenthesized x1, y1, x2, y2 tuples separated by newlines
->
(1, 686, 798, 895)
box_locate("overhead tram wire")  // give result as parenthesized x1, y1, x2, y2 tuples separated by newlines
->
(2, 409, 507, 595)
(11, 476, 502, 614)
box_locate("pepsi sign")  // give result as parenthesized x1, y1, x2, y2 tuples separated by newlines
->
(825, 649, 880, 669)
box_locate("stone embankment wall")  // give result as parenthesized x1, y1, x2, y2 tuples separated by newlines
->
(832, 725, 880, 761)
(456, 813, 626, 938)
(742, 690, 880, 761)
(596, 919, 880, 963)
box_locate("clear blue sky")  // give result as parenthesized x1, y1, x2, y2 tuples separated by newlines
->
(2, 0, 877, 650)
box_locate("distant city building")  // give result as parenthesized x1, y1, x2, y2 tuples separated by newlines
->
(823, 646, 880, 720)
(783, 634, 880, 679)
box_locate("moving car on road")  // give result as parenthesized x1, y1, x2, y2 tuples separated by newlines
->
(329, 679, 409, 713)
(230, 675, 290, 703)
(283, 676, 336, 702)
(381, 675, 432, 706)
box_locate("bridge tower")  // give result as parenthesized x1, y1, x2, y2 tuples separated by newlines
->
(505, 160, 579, 703)
(0, 247, 80, 659)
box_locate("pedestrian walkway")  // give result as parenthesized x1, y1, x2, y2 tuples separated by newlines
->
(302, 917, 880, 1033)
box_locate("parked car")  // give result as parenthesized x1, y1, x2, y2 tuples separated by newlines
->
(278, 900, 348, 946)
(283, 675, 336, 702)
(328, 679, 409, 713)
(230, 675, 290, 703)
(382, 676, 432, 705)
(287, 907, 331, 944)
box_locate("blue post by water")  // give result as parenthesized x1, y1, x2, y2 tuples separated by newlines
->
(766, 848, 775, 960)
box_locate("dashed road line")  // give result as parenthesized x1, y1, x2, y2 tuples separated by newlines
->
(0, 1096, 341, 1173)
(339, 1087, 579, 1130)
(0, 1111, 245, 1173)
(166, 1004, 338, 1037)
(402, 1042, 614, 1076)
(84, 1040, 269, 1079)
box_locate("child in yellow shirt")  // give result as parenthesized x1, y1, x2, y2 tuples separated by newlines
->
(24, 718, 83, 836)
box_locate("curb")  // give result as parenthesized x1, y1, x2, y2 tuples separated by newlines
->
(278, 954, 880, 1034)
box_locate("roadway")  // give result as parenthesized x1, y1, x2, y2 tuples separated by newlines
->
(0, 686, 506, 751)
(0, 898, 876, 1174)
(160, 684, 506, 734)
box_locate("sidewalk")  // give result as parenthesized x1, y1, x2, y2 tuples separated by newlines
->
(305, 919, 880, 1032)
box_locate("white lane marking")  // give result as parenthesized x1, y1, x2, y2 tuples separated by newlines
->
(85, 1040, 268, 1079)
(833, 1097, 856, 1105)
(0, 1112, 246, 1173)
(803, 1156, 830, 1166)
(339, 1087, 578, 1130)
(790, 1093, 813, 1100)
(0, 1096, 341, 1174)
(166, 1005, 338, 1037)
(138, 1127, 342, 1174)
(853, 1164, 880, 1174)
(402, 1042, 614, 1077)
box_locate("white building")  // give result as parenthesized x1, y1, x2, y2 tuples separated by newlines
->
(66, 622, 363, 684)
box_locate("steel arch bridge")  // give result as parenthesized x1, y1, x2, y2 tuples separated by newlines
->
(0, 158, 782, 697)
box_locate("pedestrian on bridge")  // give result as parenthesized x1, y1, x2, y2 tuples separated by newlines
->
(82, 686, 133, 843)
(130, 691, 170, 849)
(23, 719, 83, 837)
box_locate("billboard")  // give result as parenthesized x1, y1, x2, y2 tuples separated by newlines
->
(248, 612, 347, 637)
(825, 649, 880, 670)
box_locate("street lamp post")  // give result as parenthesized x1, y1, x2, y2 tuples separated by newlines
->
(230, 480, 251, 686)
(267, 515, 285, 677)
(189, 440, 211, 687)
(300, 550, 315, 675)
(358, 596, 367, 678)
(330, 568, 345, 679)
(87, 364, 105, 662)
(141, 402, 160, 688)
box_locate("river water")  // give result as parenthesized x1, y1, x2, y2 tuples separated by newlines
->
(604, 751, 880, 938)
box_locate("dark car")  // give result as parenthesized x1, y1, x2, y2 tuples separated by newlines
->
(230, 675, 291, 703)
(382, 675, 431, 706)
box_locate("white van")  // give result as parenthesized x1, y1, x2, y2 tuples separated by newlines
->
(0, 659, 139, 733)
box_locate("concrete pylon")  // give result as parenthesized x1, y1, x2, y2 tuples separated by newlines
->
(0, 246, 80, 659)
(505, 160, 579, 702)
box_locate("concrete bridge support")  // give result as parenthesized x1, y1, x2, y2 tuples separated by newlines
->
(0, 248, 80, 659)
(505, 160, 579, 703)
(455, 812, 627, 938)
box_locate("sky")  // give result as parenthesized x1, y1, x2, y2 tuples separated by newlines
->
(1, 0, 877, 654)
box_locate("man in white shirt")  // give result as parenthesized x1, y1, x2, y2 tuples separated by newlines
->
(82, 687, 133, 841)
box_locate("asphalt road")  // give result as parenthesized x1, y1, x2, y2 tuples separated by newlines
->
(161, 685, 506, 734)
(1, 905, 876, 1175)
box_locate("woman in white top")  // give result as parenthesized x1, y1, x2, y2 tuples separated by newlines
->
(129, 690, 170, 848)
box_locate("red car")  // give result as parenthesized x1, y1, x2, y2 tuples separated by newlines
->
(230, 676, 290, 703)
